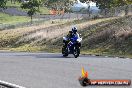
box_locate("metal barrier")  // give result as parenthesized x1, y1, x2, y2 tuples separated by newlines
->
(99, 4, 132, 17)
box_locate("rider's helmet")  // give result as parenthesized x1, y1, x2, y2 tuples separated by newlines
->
(72, 27, 77, 34)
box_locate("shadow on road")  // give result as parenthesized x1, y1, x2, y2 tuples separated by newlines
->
(15, 53, 74, 59)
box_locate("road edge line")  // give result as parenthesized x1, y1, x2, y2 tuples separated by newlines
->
(0, 80, 26, 88)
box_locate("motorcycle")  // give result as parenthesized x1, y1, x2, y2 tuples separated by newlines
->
(62, 35, 82, 58)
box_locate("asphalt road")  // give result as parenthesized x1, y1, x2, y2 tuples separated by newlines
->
(0, 51, 131, 88)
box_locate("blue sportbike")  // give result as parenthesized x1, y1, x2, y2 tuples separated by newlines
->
(62, 35, 82, 58)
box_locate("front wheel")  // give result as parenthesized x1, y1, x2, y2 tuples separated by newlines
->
(73, 46, 80, 58)
(62, 46, 68, 57)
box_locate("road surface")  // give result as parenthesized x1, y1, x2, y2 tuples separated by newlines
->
(0, 51, 131, 88)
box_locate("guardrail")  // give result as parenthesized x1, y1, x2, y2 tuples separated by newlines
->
(99, 4, 132, 17)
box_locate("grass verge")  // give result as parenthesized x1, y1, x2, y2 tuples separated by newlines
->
(0, 12, 30, 24)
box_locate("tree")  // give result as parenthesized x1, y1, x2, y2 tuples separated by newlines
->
(80, 0, 132, 9)
(94, 0, 132, 15)
(21, 0, 41, 23)
(10, 0, 16, 4)
(45, 0, 71, 12)
(80, 0, 132, 15)
(0, 0, 7, 9)
(80, 0, 88, 3)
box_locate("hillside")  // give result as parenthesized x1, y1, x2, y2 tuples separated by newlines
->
(0, 16, 131, 58)
(48, 15, 132, 58)
(0, 17, 117, 52)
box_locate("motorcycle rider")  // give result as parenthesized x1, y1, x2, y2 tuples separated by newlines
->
(63, 31, 73, 47)
(63, 27, 81, 47)
(72, 27, 80, 39)
(71, 27, 81, 47)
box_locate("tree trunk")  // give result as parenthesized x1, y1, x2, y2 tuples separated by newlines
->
(31, 15, 33, 24)
(125, 5, 128, 15)
(13, 0, 16, 4)
(11, 0, 13, 4)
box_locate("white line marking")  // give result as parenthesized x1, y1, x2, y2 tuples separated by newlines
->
(115, 57, 119, 58)
(0, 80, 26, 88)
(92, 55, 96, 56)
(105, 56, 108, 57)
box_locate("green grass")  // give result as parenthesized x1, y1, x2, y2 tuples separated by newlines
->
(6, 1, 21, 7)
(19, 6, 50, 15)
(38, 7, 50, 14)
(81, 49, 132, 58)
(6, 1, 50, 14)
(0, 12, 30, 24)
(10, 44, 44, 52)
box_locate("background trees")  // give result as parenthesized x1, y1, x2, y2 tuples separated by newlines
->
(79, 0, 132, 15)
(1, 0, 132, 20)
(95, 0, 132, 9)
(21, 0, 41, 23)
(0, 0, 7, 9)
(45, 0, 72, 12)
(80, 0, 132, 9)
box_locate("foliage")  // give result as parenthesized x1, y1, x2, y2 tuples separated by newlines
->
(79, 0, 88, 3)
(0, 0, 7, 9)
(80, 0, 132, 9)
(45, 0, 71, 11)
(0, 12, 30, 24)
(95, 0, 132, 9)
(21, 0, 41, 23)
(6, 0, 21, 7)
